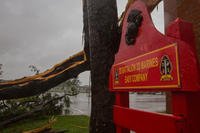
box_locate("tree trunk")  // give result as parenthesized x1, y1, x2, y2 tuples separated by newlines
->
(83, 0, 90, 62)
(87, 0, 119, 132)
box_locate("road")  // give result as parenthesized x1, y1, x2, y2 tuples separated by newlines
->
(68, 93, 166, 116)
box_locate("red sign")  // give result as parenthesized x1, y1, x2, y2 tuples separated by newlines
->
(111, 44, 180, 90)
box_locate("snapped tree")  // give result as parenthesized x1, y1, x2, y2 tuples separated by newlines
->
(0, 0, 161, 132)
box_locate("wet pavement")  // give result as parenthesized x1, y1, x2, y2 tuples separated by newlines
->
(68, 93, 166, 116)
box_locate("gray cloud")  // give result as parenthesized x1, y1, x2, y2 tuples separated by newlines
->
(0, 0, 163, 85)
(0, 0, 84, 80)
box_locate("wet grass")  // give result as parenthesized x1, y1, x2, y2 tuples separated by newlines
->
(1, 115, 89, 133)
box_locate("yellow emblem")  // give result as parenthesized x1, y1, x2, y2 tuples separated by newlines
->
(160, 55, 173, 81)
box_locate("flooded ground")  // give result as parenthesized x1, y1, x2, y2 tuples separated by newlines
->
(68, 93, 166, 116)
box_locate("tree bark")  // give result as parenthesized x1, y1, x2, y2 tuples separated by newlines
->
(87, 0, 118, 132)
(0, 51, 89, 100)
(142, 0, 162, 12)
(83, 0, 90, 62)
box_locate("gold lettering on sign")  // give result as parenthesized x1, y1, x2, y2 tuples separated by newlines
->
(118, 57, 158, 75)
(125, 73, 148, 83)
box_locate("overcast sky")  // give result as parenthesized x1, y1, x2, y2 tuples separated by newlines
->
(0, 0, 164, 85)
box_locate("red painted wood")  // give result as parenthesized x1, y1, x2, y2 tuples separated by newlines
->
(114, 106, 184, 133)
(167, 18, 200, 132)
(115, 93, 130, 133)
(171, 92, 200, 133)
(166, 19, 200, 91)
(108, 0, 200, 133)
(109, 0, 200, 92)
(115, 92, 129, 107)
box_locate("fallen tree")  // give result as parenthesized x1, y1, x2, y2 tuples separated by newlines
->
(0, 51, 89, 100)
(0, 0, 161, 101)
(0, 93, 77, 128)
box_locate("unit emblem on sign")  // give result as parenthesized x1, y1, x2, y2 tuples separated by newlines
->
(114, 69, 119, 84)
(160, 55, 173, 81)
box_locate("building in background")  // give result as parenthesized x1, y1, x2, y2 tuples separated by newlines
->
(164, 0, 200, 61)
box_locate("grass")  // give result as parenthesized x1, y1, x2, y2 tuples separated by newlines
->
(1, 115, 89, 133)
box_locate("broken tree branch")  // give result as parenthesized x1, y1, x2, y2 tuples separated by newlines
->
(0, 0, 162, 101)
(0, 93, 75, 128)
(0, 51, 89, 100)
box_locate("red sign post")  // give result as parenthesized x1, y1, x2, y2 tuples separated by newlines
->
(109, 0, 200, 133)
